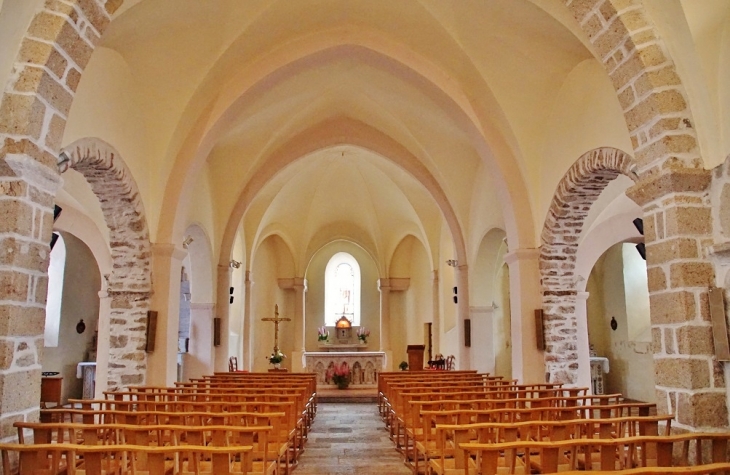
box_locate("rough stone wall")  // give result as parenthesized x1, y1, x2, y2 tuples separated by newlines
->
(62, 138, 150, 391)
(540, 148, 636, 384)
(566, 0, 723, 431)
(0, 0, 122, 441)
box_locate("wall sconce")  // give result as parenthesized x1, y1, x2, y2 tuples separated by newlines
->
(229, 260, 241, 269)
(446, 259, 458, 267)
(182, 236, 194, 249)
(76, 319, 86, 334)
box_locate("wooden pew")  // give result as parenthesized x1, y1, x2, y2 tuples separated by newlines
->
(0, 443, 255, 475)
(459, 432, 730, 474)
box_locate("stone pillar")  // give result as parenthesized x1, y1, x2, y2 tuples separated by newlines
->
(628, 169, 725, 431)
(504, 248, 544, 384)
(242, 271, 254, 370)
(147, 244, 186, 387)
(575, 291, 592, 392)
(378, 279, 391, 351)
(432, 270, 440, 354)
(455, 264, 470, 370)
(214, 265, 231, 372)
(0, 154, 61, 442)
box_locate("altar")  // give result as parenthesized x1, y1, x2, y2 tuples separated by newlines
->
(304, 351, 386, 387)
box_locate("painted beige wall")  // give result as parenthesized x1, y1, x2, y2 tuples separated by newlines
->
(390, 235, 432, 365)
(538, 59, 634, 238)
(304, 241, 380, 352)
(251, 236, 292, 372)
(0, 0, 44, 102)
(63, 47, 156, 237)
(43, 232, 101, 404)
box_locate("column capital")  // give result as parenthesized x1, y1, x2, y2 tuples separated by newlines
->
(504, 248, 539, 265)
(576, 291, 590, 301)
(378, 278, 391, 291)
(5, 153, 63, 194)
(626, 167, 711, 206)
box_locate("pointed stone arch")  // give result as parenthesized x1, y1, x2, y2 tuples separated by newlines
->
(61, 137, 151, 391)
(540, 147, 637, 384)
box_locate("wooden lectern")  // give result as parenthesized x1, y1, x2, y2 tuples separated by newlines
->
(406, 344, 425, 371)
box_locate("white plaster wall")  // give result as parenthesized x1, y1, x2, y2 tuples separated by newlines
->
(42, 232, 101, 404)
(586, 244, 656, 402)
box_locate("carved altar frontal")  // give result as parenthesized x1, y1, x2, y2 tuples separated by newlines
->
(305, 351, 385, 387)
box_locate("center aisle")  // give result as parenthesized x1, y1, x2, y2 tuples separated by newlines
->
(295, 402, 411, 474)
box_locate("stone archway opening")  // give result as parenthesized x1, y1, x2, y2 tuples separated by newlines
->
(61, 138, 151, 392)
(540, 147, 637, 385)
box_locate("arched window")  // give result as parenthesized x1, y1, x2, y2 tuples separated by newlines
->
(45, 233, 65, 347)
(325, 252, 361, 326)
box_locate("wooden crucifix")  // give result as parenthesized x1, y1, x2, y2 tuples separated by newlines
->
(261, 304, 291, 352)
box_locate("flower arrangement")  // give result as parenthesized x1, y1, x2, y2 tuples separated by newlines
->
(268, 349, 286, 364)
(327, 362, 351, 389)
(317, 326, 329, 342)
(357, 327, 370, 343)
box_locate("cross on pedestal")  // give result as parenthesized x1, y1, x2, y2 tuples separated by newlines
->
(261, 304, 291, 352)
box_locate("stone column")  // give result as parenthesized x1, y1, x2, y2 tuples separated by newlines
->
(504, 248, 544, 384)
(0, 154, 62, 441)
(628, 169, 724, 431)
(214, 265, 231, 372)
(147, 244, 186, 386)
(455, 264, 470, 370)
(94, 289, 112, 398)
(242, 271, 254, 370)
(432, 270, 440, 354)
(189, 303, 215, 379)
(379, 278, 394, 370)
(575, 291, 591, 391)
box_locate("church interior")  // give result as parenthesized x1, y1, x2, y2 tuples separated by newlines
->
(4, 0, 730, 452)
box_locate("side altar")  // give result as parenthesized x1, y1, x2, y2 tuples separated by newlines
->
(304, 351, 386, 387)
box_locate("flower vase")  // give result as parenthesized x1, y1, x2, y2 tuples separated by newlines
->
(274, 363, 281, 369)
(337, 381, 348, 390)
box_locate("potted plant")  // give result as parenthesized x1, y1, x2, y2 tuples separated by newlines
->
(399, 361, 408, 371)
(268, 349, 286, 369)
(357, 327, 370, 344)
(317, 326, 329, 342)
(327, 362, 351, 389)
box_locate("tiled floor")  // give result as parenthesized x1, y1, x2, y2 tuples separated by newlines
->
(295, 402, 411, 475)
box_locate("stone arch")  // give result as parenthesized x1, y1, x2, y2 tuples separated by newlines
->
(540, 147, 637, 384)
(565, 1, 701, 172)
(61, 137, 151, 391)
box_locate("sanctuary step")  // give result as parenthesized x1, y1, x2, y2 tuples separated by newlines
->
(317, 386, 378, 403)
